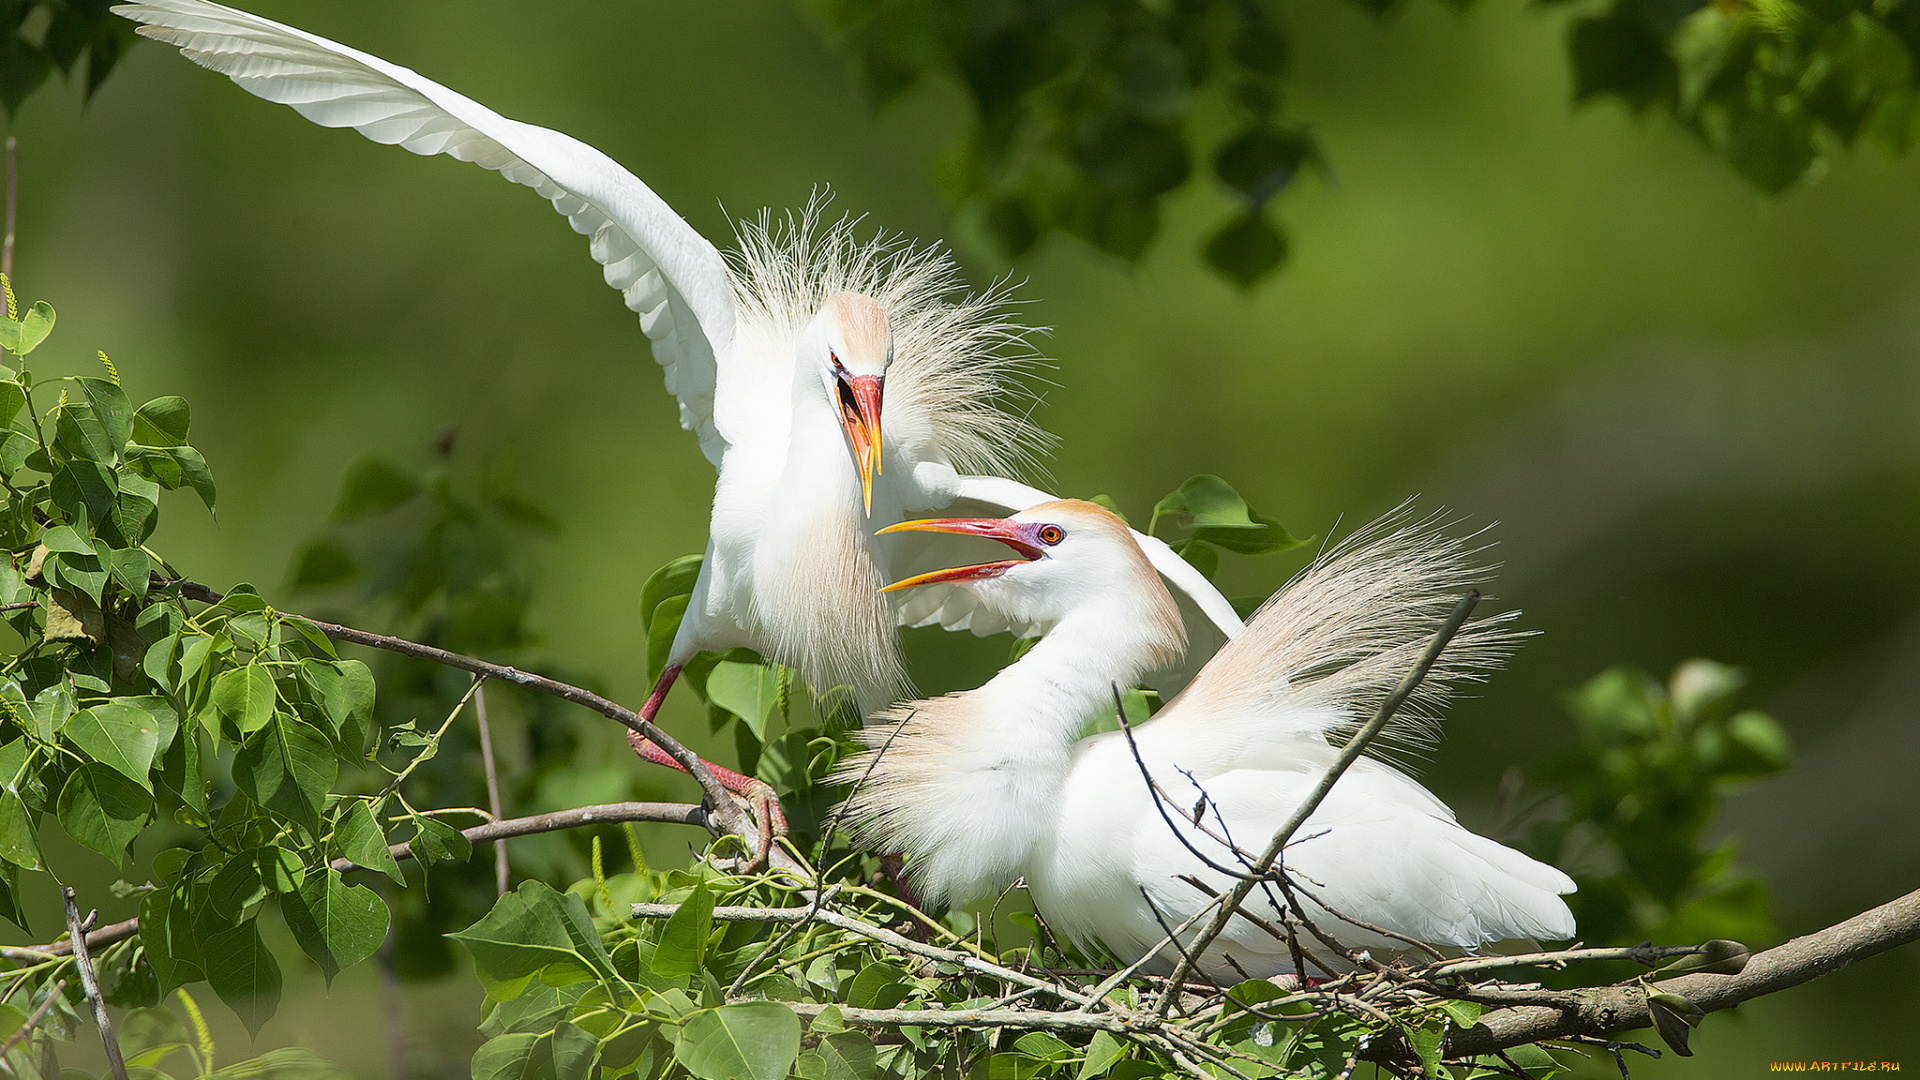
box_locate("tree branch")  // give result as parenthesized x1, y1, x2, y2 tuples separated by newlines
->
(161, 578, 784, 869)
(62, 889, 127, 1080)
(1445, 886, 1920, 1056)
(630, 901, 1100, 1008)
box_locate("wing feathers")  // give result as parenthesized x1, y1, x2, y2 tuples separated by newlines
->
(118, 0, 737, 465)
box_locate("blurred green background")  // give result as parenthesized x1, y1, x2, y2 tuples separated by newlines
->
(11, 0, 1918, 1073)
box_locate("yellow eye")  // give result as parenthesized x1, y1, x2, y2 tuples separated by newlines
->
(1038, 524, 1065, 546)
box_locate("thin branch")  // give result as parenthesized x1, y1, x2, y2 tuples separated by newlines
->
(62, 889, 128, 1080)
(1443, 885, 1920, 1056)
(631, 901, 1098, 1008)
(474, 685, 510, 896)
(333, 801, 708, 874)
(1416, 943, 1703, 980)
(1157, 591, 1482, 1010)
(0, 978, 64, 1060)
(161, 577, 787, 872)
(1111, 685, 1265, 883)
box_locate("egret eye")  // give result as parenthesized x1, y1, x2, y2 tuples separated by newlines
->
(1037, 524, 1065, 546)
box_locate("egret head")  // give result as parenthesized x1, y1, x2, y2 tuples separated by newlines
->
(879, 501, 1176, 636)
(804, 291, 892, 515)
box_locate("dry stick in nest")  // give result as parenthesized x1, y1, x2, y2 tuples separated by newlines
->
(159, 577, 795, 874)
(1154, 590, 1483, 1014)
(62, 888, 128, 1080)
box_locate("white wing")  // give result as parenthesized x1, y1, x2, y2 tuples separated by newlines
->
(895, 465, 1245, 683)
(117, 0, 739, 464)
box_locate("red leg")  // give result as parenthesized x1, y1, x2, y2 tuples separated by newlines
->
(626, 663, 789, 865)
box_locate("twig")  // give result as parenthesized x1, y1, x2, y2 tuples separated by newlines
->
(0, 602, 34, 612)
(159, 577, 786, 872)
(474, 685, 510, 896)
(62, 889, 128, 1080)
(632, 901, 1098, 1008)
(1417, 943, 1699, 980)
(333, 801, 708, 874)
(1156, 591, 1481, 1013)
(1110, 685, 1265, 883)
(0, 978, 65, 1060)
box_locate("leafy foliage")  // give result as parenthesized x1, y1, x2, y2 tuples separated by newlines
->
(0, 0, 138, 117)
(1564, 0, 1920, 192)
(801, 0, 1319, 286)
(1524, 658, 1791, 952)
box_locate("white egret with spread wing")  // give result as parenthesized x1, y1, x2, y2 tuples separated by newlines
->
(840, 502, 1575, 978)
(115, 1, 1247, 844)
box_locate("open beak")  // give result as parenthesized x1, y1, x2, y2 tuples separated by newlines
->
(876, 518, 1043, 593)
(837, 374, 884, 516)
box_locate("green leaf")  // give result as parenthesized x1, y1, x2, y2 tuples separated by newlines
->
(642, 554, 703, 631)
(1725, 710, 1791, 774)
(78, 378, 134, 451)
(168, 446, 217, 512)
(847, 961, 909, 1009)
(336, 800, 403, 884)
(0, 380, 24, 428)
(673, 1002, 801, 1080)
(208, 851, 267, 919)
(1655, 938, 1751, 978)
(650, 882, 714, 979)
(64, 701, 161, 790)
(55, 400, 116, 464)
(1014, 1033, 1073, 1061)
(1150, 475, 1261, 535)
(56, 761, 151, 861)
(204, 918, 282, 1037)
(413, 816, 473, 864)
(1204, 212, 1287, 288)
(0, 788, 43, 870)
(810, 1032, 877, 1080)
(233, 715, 335, 837)
(0, 301, 54, 356)
(132, 396, 191, 447)
(1214, 125, 1314, 203)
(141, 883, 206, 994)
(450, 882, 614, 984)
(1077, 1031, 1125, 1080)
(282, 868, 388, 986)
(472, 1023, 598, 1080)
(290, 540, 357, 589)
(51, 459, 119, 524)
(332, 458, 421, 519)
(1648, 991, 1703, 1057)
(706, 661, 783, 740)
(212, 665, 277, 736)
(647, 593, 690, 684)
(105, 546, 152, 600)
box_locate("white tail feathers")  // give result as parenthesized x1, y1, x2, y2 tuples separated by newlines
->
(1173, 503, 1526, 765)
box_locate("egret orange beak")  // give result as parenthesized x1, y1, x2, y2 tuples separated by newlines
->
(876, 518, 1045, 592)
(837, 373, 884, 515)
